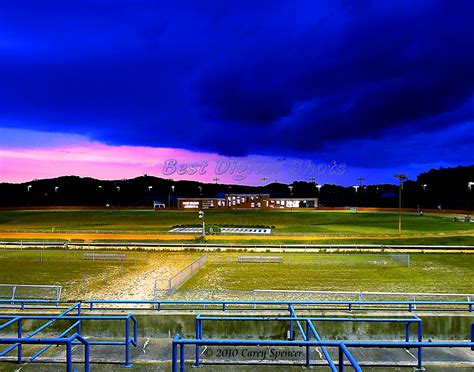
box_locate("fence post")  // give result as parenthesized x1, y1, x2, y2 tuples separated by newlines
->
(417, 319, 423, 369)
(17, 318, 22, 364)
(66, 342, 73, 372)
(194, 315, 201, 367)
(180, 343, 185, 372)
(77, 302, 82, 335)
(471, 323, 474, 351)
(338, 345, 344, 371)
(122, 317, 132, 367)
(305, 321, 311, 368)
(172, 336, 179, 372)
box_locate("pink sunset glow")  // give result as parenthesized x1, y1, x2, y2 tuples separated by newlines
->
(0, 129, 300, 184)
(0, 128, 417, 185)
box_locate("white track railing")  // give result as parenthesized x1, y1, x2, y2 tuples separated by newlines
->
(0, 284, 62, 302)
(151, 288, 473, 303)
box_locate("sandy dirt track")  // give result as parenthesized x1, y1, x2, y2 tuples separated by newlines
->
(1, 231, 473, 242)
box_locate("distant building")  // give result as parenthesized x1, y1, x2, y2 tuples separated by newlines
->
(177, 194, 318, 210)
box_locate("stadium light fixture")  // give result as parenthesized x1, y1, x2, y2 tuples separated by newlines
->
(394, 174, 408, 235)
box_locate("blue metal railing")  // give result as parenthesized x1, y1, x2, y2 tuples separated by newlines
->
(172, 336, 474, 371)
(0, 301, 81, 361)
(193, 311, 423, 370)
(0, 333, 90, 372)
(0, 297, 473, 370)
(1, 298, 473, 312)
(0, 310, 138, 368)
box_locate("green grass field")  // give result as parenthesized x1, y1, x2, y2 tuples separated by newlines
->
(182, 253, 474, 294)
(0, 249, 200, 300)
(0, 249, 135, 298)
(1, 210, 473, 236)
(0, 249, 472, 300)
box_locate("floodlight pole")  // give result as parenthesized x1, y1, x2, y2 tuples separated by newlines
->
(421, 184, 427, 213)
(169, 185, 175, 209)
(316, 184, 322, 208)
(468, 182, 474, 217)
(27, 185, 32, 207)
(353, 186, 359, 212)
(54, 186, 59, 212)
(198, 186, 203, 209)
(357, 177, 365, 209)
(288, 185, 294, 212)
(394, 175, 407, 235)
(116, 186, 120, 208)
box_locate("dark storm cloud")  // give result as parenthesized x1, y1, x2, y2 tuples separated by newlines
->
(194, 0, 474, 155)
(1, 0, 473, 166)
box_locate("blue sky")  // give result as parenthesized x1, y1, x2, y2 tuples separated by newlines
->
(0, 0, 473, 185)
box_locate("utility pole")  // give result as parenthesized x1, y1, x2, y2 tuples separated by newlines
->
(394, 174, 407, 235)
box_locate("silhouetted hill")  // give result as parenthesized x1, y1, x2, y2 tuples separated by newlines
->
(0, 165, 472, 209)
